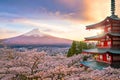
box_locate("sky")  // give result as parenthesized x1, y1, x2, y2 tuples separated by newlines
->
(0, 0, 120, 41)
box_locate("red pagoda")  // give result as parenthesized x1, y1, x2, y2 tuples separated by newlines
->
(83, 0, 120, 68)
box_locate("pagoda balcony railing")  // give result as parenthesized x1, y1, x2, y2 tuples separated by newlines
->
(97, 44, 111, 48)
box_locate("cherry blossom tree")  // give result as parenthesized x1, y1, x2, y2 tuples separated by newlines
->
(0, 48, 120, 80)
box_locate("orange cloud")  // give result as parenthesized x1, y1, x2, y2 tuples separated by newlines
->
(83, 0, 120, 22)
(84, 0, 110, 22)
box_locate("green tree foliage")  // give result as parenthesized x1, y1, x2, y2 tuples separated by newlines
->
(67, 41, 76, 57)
(67, 41, 94, 57)
(87, 43, 95, 49)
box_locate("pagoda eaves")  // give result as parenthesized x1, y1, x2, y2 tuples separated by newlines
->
(83, 48, 120, 54)
(85, 32, 120, 41)
(86, 17, 120, 29)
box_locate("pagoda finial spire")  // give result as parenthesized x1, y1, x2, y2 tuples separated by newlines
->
(110, 0, 118, 18)
(111, 0, 115, 16)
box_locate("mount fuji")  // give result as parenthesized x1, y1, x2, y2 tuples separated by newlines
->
(2, 29, 72, 47)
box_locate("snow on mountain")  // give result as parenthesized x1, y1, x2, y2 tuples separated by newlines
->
(2, 29, 72, 46)
(23, 28, 44, 37)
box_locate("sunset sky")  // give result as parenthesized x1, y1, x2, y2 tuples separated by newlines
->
(0, 0, 120, 40)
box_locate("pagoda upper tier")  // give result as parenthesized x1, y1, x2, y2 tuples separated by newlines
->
(85, 16, 120, 49)
(86, 16, 120, 30)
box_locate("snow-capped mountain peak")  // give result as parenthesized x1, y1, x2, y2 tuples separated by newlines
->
(2, 28, 72, 46)
(23, 28, 45, 37)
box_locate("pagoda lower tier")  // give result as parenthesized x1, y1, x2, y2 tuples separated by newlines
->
(83, 48, 120, 68)
(84, 32, 120, 68)
(85, 32, 120, 49)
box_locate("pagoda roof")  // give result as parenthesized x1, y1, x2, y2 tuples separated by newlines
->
(85, 32, 120, 41)
(83, 48, 107, 54)
(108, 33, 120, 37)
(83, 48, 120, 54)
(86, 16, 120, 29)
(85, 34, 105, 40)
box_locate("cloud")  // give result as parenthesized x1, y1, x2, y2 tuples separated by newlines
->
(83, 0, 120, 22)
(0, 0, 120, 24)
(0, 0, 120, 40)
(0, 17, 101, 40)
(54, 0, 120, 23)
(55, 0, 83, 8)
(83, 0, 110, 21)
(0, 28, 17, 34)
(0, 28, 19, 39)
(0, 12, 22, 22)
(13, 18, 70, 31)
(53, 0, 86, 22)
(12, 18, 99, 40)
(0, 1, 86, 24)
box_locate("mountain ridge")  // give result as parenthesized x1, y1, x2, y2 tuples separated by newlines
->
(2, 29, 72, 46)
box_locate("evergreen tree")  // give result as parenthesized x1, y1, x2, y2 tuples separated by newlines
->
(67, 41, 94, 57)
(70, 41, 76, 54)
(87, 43, 95, 49)
(76, 41, 87, 54)
(67, 41, 76, 57)
(67, 48, 72, 57)
(81, 41, 88, 49)
(76, 41, 82, 55)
